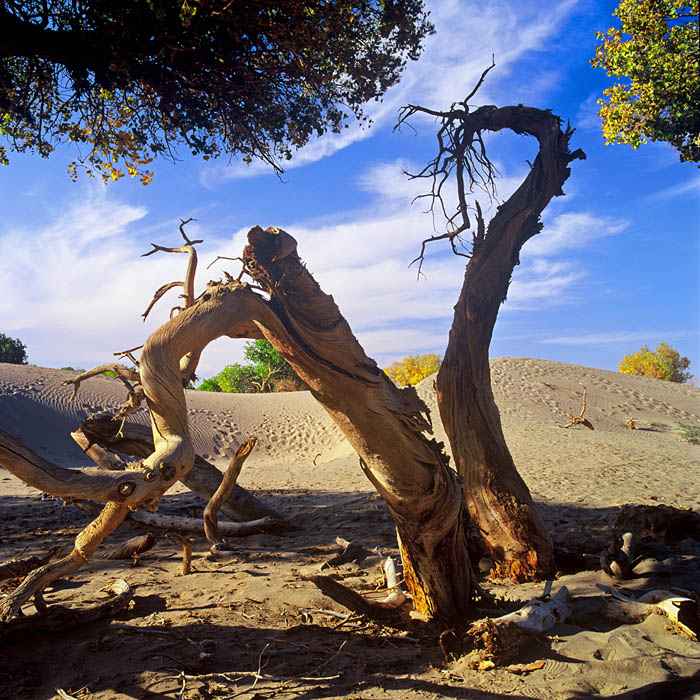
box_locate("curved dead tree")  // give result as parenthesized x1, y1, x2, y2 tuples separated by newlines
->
(398, 86, 585, 580)
(0, 225, 476, 624)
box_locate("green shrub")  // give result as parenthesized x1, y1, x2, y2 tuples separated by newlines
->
(678, 423, 700, 446)
(0, 333, 28, 364)
(197, 340, 302, 393)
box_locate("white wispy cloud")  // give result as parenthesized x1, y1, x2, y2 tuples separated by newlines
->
(540, 330, 697, 345)
(1, 171, 621, 378)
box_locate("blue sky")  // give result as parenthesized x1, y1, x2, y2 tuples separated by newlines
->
(1, 0, 698, 381)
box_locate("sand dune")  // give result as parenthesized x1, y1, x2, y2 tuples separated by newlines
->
(0, 358, 699, 699)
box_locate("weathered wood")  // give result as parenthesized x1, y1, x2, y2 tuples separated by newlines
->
(613, 504, 700, 541)
(165, 532, 194, 575)
(129, 510, 288, 537)
(0, 548, 61, 582)
(99, 532, 158, 560)
(601, 531, 638, 580)
(203, 437, 257, 545)
(242, 226, 474, 621)
(465, 585, 571, 666)
(0, 428, 154, 506)
(1, 579, 133, 636)
(309, 574, 406, 624)
(78, 416, 283, 522)
(0, 501, 128, 622)
(321, 537, 372, 569)
(433, 106, 584, 581)
(597, 584, 699, 640)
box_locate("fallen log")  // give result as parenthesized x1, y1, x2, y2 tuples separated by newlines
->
(1, 578, 133, 636)
(597, 584, 699, 640)
(129, 510, 289, 537)
(98, 532, 159, 561)
(465, 584, 571, 666)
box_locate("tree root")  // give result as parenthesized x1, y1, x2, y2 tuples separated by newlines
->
(1, 579, 133, 637)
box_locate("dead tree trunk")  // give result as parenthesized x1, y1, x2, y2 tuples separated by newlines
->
(399, 98, 585, 580)
(0, 226, 473, 622)
(241, 227, 474, 621)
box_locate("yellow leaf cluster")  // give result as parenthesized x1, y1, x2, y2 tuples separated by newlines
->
(385, 353, 441, 386)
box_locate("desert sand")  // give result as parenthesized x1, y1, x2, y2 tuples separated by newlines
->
(0, 357, 699, 699)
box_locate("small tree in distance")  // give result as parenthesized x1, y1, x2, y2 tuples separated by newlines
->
(198, 340, 302, 393)
(0, 333, 28, 364)
(385, 352, 441, 386)
(619, 342, 692, 383)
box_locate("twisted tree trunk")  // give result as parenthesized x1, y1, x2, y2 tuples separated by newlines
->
(435, 107, 585, 580)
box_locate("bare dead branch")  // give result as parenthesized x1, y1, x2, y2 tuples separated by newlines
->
(562, 386, 594, 430)
(61, 364, 140, 399)
(203, 437, 257, 545)
(142, 281, 184, 321)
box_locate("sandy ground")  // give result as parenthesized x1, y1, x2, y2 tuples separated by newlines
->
(0, 358, 699, 700)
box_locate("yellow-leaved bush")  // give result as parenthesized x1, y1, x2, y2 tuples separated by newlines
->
(385, 353, 441, 386)
(619, 342, 692, 383)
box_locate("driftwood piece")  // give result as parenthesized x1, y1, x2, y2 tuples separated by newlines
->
(0, 548, 62, 582)
(99, 532, 159, 561)
(78, 417, 283, 523)
(129, 510, 288, 537)
(309, 574, 406, 624)
(597, 584, 699, 640)
(203, 437, 257, 545)
(601, 531, 638, 580)
(309, 555, 407, 623)
(165, 533, 194, 575)
(465, 585, 571, 666)
(321, 537, 372, 569)
(0, 501, 129, 623)
(561, 386, 594, 430)
(1, 579, 133, 636)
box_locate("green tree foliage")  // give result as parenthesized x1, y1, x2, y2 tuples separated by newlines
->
(0, 332, 28, 364)
(385, 352, 441, 386)
(619, 342, 692, 382)
(197, 340, 301, 393)
(0, 0, 432, 182)
(591, 0, 700, 162)
(197, 377, 222, 393)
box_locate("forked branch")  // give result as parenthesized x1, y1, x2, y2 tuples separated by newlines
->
(562, 386, 594, 430)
